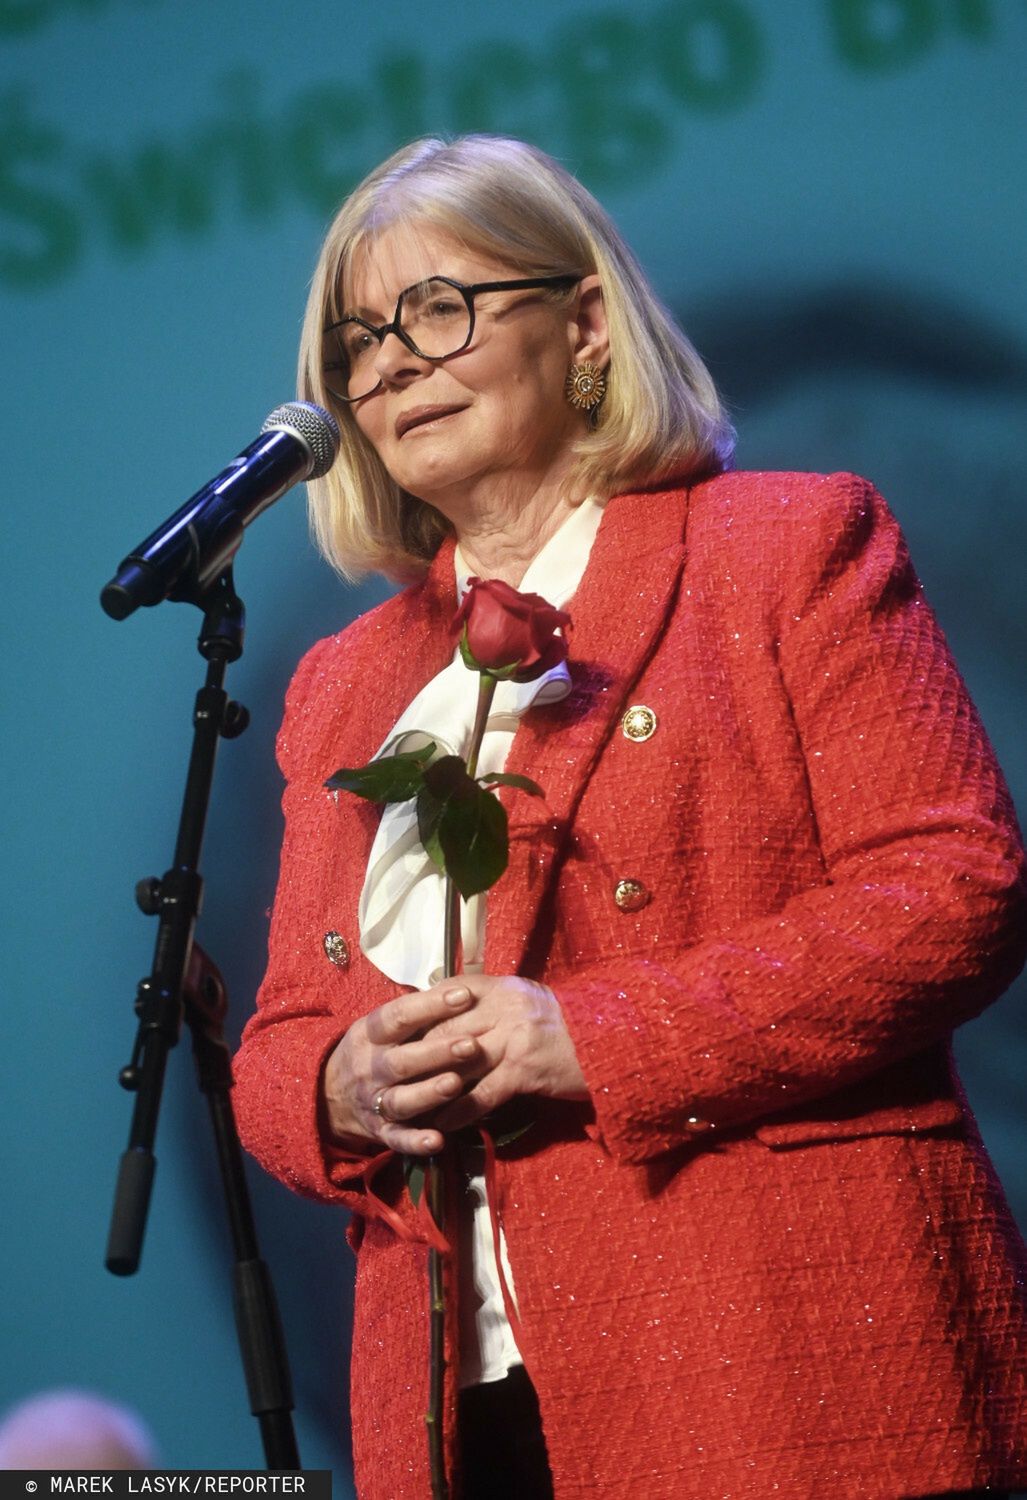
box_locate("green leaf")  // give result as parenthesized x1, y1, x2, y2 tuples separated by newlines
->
(393, 740, 437, 763)
(325, 741, 436, 803)
(422, 754, 478, 800)
(404, 1156, 425, 1207)
(465, 1119, 534, 1150)
(418, 760, 471, 873)
(438, 784, 508, 897)
(479, 772, 545, 797)
(415, 755, 510, 897)
(416, 784, 447, 873)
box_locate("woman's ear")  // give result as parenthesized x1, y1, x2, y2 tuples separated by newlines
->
(570, 275, 610, 370)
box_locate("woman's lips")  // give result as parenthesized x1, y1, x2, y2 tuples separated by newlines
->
(395, 404, 466, 438)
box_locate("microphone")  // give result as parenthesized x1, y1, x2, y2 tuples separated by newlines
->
(100, 401, 341, 620)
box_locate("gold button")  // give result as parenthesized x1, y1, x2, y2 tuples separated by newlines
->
(621, 704, 657, 742)
(323, 931, 350, 969)
(613, 878, 650, 912)
(686, 1116, 716, 1134)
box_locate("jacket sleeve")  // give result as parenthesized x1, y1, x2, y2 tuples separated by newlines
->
(554, 477, 1027, 1164)
(231, 634, 375, 1209)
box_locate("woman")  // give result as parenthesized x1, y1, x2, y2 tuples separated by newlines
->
(232, 135, 1027, 1500)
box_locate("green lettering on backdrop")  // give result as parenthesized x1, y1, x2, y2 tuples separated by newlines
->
(192, 72, 280, 223)
(0, 91, 80, 287)
(0, 0, 152, 38)
(450, 42, 539, 140)
(829, 0, 993, 70)
(0, 0, 55, 35)
(656, 0, 763, 110)
(0, 0, 1008, 290)
(950, 0, 992, 38)
(85, 141, 217, 251)
(84, 72, 285, 255)
(830, 0, 937, 71)
(285, 82, 371, 217)
(553, 14, 672, 187)
(0, 0, 50, 35)
(377, 56, 430, 144)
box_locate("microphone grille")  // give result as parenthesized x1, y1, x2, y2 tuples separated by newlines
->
(261, 401, 341, 479)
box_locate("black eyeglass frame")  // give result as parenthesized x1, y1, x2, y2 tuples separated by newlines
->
(322, 273, 581, 402)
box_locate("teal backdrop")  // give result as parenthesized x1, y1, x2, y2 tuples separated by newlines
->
(2, 1, 1025, 1489)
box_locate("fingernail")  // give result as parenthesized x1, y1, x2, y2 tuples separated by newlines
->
(422, 1134, 439, 1153)
(444, 986, 470, 1006)
(452, 1038, 476, 1058)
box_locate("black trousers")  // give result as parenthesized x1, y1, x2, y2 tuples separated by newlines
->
(458, 1366, 553, 1499)
(456, 1373, 1009, 1500)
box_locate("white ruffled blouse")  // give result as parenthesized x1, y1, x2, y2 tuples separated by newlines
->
(358, 496, 606, 1386)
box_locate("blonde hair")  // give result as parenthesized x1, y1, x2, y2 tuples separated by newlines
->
(298, 135, 734, 582)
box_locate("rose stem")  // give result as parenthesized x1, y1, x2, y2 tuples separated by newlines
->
(426, 1153, 447, 1500)
(464, 673, 496, 779)
(426, 670, 498, 1499)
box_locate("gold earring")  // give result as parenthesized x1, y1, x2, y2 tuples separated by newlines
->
(565, 361, 607, 411)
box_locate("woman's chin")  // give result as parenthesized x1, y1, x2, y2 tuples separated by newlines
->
(388, 457, 485, 511)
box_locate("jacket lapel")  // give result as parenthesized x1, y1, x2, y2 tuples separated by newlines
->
(485, 485, 690, 976)
(329, 539, 459, 772)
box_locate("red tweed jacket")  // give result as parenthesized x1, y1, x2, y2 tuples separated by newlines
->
(233, 471, 1027, 1500)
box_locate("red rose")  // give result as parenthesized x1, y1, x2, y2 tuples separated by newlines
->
(451, 577, 571, 681)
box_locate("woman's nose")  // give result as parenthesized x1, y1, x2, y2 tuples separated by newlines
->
(373, 330, 432, 386)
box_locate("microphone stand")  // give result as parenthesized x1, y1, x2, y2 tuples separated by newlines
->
(105, 566, 300, 1471)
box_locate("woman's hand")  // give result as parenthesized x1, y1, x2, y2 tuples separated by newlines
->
(322, 986, 484, 1157)
(321, 975, 588, 1155)
(417, 974, 589, 1132)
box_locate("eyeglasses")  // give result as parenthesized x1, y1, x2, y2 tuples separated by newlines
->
(322, 273, 580, 403)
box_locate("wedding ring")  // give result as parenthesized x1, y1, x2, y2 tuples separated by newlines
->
(372, 1089, 391, 1122)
